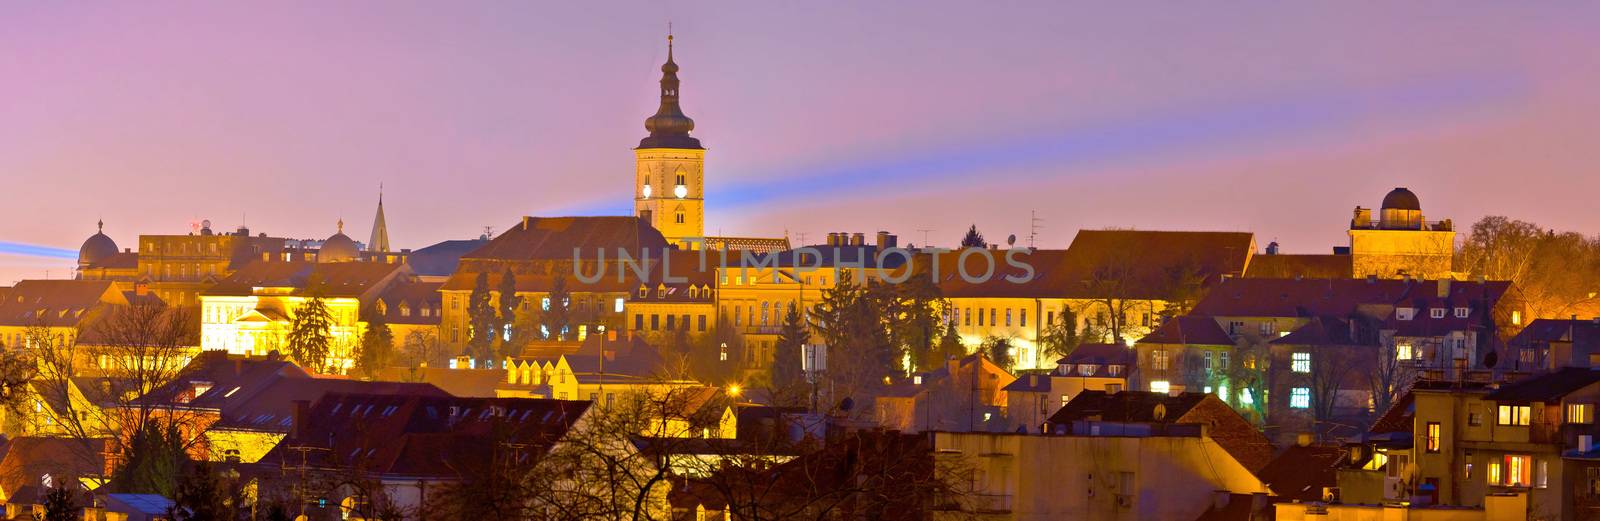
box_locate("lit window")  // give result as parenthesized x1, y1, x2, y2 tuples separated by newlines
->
(1396, 342, 1413, 360)
(1498, 405, 1531, 426)
(1569, 403, 1593, 424)
(1259, 321, 1274, 335)
(614, 298, 625, 313)
(1290, 388, 1310, 409)
(1488, 462, 1502, 485)
(1239, 388, 1254, 405)
(1291, 352, 1311, 373)
(1512, 310, 1523, 325)
(1505, 455, 1531, 486)
(1149, 380, 1170, 394)
(1152, 350, 1170, 371)
(1426, 422, 1441, 453)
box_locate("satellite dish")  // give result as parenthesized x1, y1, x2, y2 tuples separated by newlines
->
(1482, 349, 1499, 369)
(1006, 234, 1017, 246)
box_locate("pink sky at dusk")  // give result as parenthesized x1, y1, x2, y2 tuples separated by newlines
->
(3, 2, 1599, 284)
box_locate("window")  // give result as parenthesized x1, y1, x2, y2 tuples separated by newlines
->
(1569, 403, 1594, 424)
(964, 309, 971, 326)
(1259, 321, 1274, 335)
(1290, 388, 1310, 409)
(1469, 412, 1483, 426)
(1396, 342, 1414, 361)
(1005, 309, 1012, 327)
(1079, 364, 1097, 376)
(1149, 380, 1170, 394)
(1464, 463, 1473, 479)
(675, 172, 686, 185)
(1291, 352, 1311, 373)
(1498, 405, 1531, 426)
(1152, 350, 1170, 371)
(1397, 308, 1414, 321)
(1536, 459, 1548, 488)
(674, 208, 685, 224)
(1430, 308, 1446, 319)
(977, 308, 984, 326)
(1426, 422, 1441, 452)
(1488, 461, 1503, 485)
(698, 315, 707, 332)
(665, 315, 676, 330)
(1203, 351, 1214, 371)
(635, 314, 644, 331)
(989, 309, 996, 327)
(1454, 307, 1469, 318)
(614, 298, 625, 313)
(1504, 455, 1531, 486)
(1020, 309, 1027, 327)
(1228, 321, 1245, 335)
(1512, 310, 1522, 326)
(1219, 352, 1229, 370)
(650, 314, 660, 331)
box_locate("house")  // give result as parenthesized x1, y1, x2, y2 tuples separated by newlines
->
(1336, 369, 1600, 519)
(499, 331, 699, 404)
(1003, 343, 1131, 433)
(0, 437, 110, 503)
(256, 392, 591, 517)
(1509, 317, 1600, 372)
(1047, 391, 1275, 472)
(876, 355, 1015, 433)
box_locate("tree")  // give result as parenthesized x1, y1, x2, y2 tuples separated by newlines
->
(1225, 336, 1271, 423)
(26, 300, 200, 501)
(937, 317, 966, 361)
(545, 276, 572, 341)
(39, 481, 79, 521)
(1039, 307, 1081, 360)
(108, 421, 185, 497)
(356, 311, 394, 378)
(169, 462, 235, 521)
(978, 336, 1014, 372)
(884, 276, 944, 372)
(466, 271, 495, 363)
(1457, 215, 1600, 321)
(810, 272, 894, 412)
(960, 224, 986, 248)
(692, 316, 745, 386)
(0, 340, 37, 411)
(770, 303, 809, 407)
(495, 267, 523, 355)
(1304, 345, 1368, 440)
(287, 287, 334, 374)
(1080, 252, 1140, 346)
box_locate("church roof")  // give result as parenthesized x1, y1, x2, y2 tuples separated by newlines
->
(368, 191, 390, 253)
(638, 36, 702, 149)
(1381, 187, 1421, 211)
(78, 221, 119, 266)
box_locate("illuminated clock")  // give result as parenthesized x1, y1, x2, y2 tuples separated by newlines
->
(674, 185, 687, 198)
(642, 184, 652, 198)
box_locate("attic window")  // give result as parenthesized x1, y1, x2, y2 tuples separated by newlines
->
(1079, 365, 1097, 377)
(1396, 308, 1415, 321)
(913, 375, 922, 385)
(1455, 307, 1469, 318)
(1430, 308, 1446, 319)
(381, 406, 398, 416)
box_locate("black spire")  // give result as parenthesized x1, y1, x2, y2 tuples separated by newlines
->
(639, 33, 702, 149)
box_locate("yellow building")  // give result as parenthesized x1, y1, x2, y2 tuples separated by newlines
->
(1348, 187, 1456, 280)
(498, 332, 701, 404)
(199, 261, 408, 373)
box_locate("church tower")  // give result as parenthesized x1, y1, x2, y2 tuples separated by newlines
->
(634, 34, 705, 247)
(367, 185, 390, 253)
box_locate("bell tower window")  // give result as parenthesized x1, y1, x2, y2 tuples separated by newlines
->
(674, 206, 686, 225)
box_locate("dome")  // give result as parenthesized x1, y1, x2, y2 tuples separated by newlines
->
(1381, 187, 1421, 211)
(319, 220, 359, 263)
(78, 220, 118, 266)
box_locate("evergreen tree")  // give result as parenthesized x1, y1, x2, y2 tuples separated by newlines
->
(40, 481, 78, 521)
(544, 276, 572, 341)
(109, 422, 185, 497)
(692, 316, 744, 385)
(287, 282, 333, 373)
(168, 462, 232, 521)
(810, 272, 894, 404)
(495, 268, 522, 355)
(937, 318, 966, 361)
(466, 271, 494, 362)
(356, 311, 394, 377)
(770, 303, 809, 406)
(960, 224, 986, 248)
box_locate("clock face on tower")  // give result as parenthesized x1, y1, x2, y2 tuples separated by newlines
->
(642, 184, 652, 198)
(674, 185, 687, 198)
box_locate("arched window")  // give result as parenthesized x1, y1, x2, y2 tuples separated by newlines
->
(675, 171, 686, 186)
(674, 206, 686, 224)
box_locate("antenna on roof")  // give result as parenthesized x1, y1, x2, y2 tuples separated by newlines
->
(481, 226, 495, 240)
(916, 229, 935, 248)
(1029, 210, 1044, 248)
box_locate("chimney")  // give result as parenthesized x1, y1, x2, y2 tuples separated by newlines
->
(825, 233, 837, 247)
(292, 400, 311, 440)
(876, 231, 890, 249)
(1438, 279, 1451, 299)
(134, 282, 149, 297)
(522, 216, 531, 229)
(1581, 435, 1593, 453)
(850, 232, 865, 246)
(1265, 241, 1279, 255)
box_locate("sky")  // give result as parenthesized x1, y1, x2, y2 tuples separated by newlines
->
(3, 2, 1600, 284)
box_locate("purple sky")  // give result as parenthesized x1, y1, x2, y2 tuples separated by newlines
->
(4, 2, 1600, 284)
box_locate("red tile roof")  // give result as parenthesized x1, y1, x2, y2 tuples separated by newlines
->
(463, 216, 669, 261)
(1192, 277, 1511, 318)
(206, 260, 405, 298)
(1243, 254, 1352, 279)
(1256, 444, 1344, 501)
(1138, 316, 1236, 346)
(936, 230, 1254, 300)
(0, 279, 122, 327)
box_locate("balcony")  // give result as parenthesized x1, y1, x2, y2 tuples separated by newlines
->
(970, 494, 1013, 514)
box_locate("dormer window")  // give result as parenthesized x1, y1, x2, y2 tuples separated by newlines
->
(1430, 308, 1446, 319)
(1108, 365, 1123, 376)
(1397, 308, 1415, 321)
(1079, 364, 1097, 377)
(1058, 363, 1074, 375)
(913, 375, 922, 385)
(638, 286, 648, 299)
(1455, 307, 1469, 318)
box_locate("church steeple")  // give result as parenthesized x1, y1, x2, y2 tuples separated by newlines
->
(639, 33, 702, 149)
(367, 185, 390, 253)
